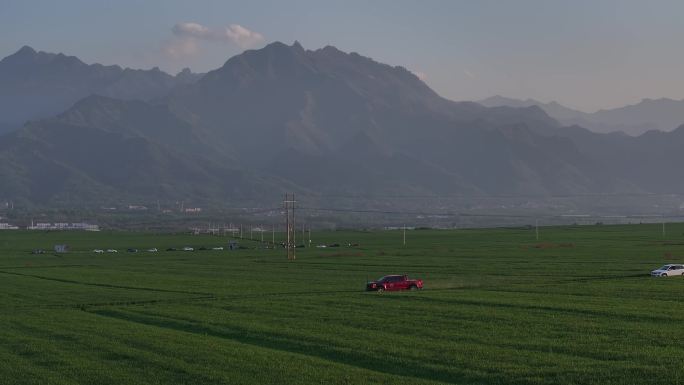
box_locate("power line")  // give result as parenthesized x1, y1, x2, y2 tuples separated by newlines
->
(297, 192, 684, 200)
(297, 206, 684, 220)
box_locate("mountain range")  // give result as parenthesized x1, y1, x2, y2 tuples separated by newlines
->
(0, 46, 202, 134)
(1, 42, 684, 208)
(478, 95, 684, 136)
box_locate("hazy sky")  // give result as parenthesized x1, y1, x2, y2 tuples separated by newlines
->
(1, 0, 683, 112)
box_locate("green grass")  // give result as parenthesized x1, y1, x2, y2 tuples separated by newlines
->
(1, 224, 684, 384)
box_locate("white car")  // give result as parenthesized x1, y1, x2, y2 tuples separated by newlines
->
(106, 249, 118, 253)
(651, 264, 684, 277)
(147, 248, 158, 252)
(182, 247, 194, 252)
(93, 249, 104, 254)
(212, 247, 224, 251)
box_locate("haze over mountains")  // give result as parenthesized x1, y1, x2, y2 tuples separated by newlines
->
(478, 95, 684, 136)
(1, 42, 684, 208)
(0, 46, 202, 134)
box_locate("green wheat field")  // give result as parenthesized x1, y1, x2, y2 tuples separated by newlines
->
(1, 223, 683, 384)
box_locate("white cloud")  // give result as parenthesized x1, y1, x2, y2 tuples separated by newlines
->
(172, 22, 264, 48)
(172, 22, 211, 38)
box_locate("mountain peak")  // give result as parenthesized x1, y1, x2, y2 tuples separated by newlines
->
(258, 41, 308, 54)
(16, 45, 37, 56)
(1, 45, 41, 64)
(262, 41, 292, 51)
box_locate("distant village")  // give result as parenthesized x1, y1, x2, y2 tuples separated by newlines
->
(0, 199, 207, 232)
(0, 220, 99, 231)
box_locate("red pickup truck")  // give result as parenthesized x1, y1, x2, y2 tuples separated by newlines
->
(366, 275, 423, 292)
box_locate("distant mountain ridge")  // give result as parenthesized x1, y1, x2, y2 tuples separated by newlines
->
(2, 42, 684, 207)
(478, 95, 684, 136)
(0, 45, 203, 134)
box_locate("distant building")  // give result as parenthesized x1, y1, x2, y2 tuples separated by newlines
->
(27, 222, 99, 231)
(53, 244, 69, 253)
(71, 222, 100, 231)
(184, 207, 202, 213)
(128, 205, 148, 211)
(0, 223, 19, 230)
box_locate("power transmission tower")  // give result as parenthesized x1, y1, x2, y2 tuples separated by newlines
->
(284, 193, 296, 260)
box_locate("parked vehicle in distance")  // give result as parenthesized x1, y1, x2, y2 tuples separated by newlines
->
(31, 249, 45, 254)
(126, 248, 138, 253)
(651, 264, 684, 277)
(106, 249, 118, 253)
(147, 248, 158, 252)
(366, 274, 423, 292)
(93, 249, 104, 254)
(182, 247, 194, 252)
(212, 247, 224, 251)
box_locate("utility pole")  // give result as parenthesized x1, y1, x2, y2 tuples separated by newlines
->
(284, 193, 296, 260)
(535, 219, 539, 241)
(308, 226, 311, 248)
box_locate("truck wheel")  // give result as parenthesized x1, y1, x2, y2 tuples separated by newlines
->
(409, 285, 418, 291)
(662, 273, 668, 277)
(377, 287, 384, 293)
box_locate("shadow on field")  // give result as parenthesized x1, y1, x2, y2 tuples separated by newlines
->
(380, 295, 672, 323)
(91, 308, 493, 385)
(4, 295, 218, 311)
(0, 269, 213, 295)
(551, 273, 651, 285)
(0, 264, 102, 269)
(563, 273, 651, 282)
(0, 289, 369, 311)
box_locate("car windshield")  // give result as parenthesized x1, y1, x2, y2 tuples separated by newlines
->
(658, 265, 671, 270)
(377, 276, 396, 282)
